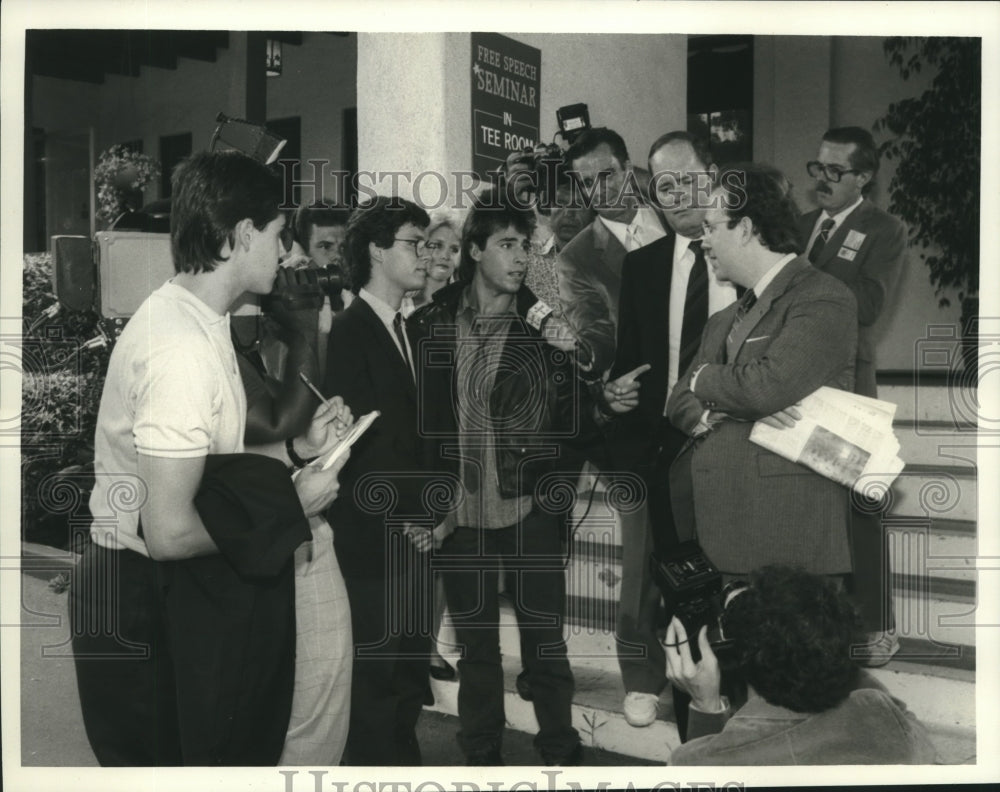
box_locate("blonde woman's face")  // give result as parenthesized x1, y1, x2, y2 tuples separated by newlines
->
(426, 225, 460, 283)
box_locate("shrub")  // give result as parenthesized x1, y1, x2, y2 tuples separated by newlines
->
(21, 253, 109, 547)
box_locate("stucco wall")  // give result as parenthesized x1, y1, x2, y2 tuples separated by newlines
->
(358, 32, 687, 202)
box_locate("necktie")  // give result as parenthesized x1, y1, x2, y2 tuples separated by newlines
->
(678, 240, 709, 379)
(392, 312, 414, 381)
(726, 289, 758, 352)
(625, 222, 643, 252)
(807, 218, 836, 264)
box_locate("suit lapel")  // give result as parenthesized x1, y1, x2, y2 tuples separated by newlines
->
(592, 217, 627, 280)
(812, 200, 873, 271)
(726, 256, 810, 361)
(351, 298, 417, 401)
(646, 234, 675, 348)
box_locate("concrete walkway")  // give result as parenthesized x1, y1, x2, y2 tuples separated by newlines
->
(15, 568, 653, 769)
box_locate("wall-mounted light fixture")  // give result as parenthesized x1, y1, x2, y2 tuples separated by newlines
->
(266, 39, 282, 77)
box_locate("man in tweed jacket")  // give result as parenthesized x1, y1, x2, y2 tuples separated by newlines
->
(664, 165, 858, 576)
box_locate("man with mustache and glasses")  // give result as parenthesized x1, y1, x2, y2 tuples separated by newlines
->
(799, 126, 908, 668)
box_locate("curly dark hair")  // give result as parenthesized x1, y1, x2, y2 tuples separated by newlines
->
(343, 195, 430, 292)
(170, 150, 282, 274)
(456, 189, 535, 284)
(722, 565, 863, 713)
(716, 164, 802, 256)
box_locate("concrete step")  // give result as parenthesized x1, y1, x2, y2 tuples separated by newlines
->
(876, 372, 979, 429)
(427, 600, 975, 764)
(570, 464, 978, 525)
(889, 466, 977, 522)
(894, 422, 979, 469)
(570, 516, 978, 583)
(562, 535, 977, 670)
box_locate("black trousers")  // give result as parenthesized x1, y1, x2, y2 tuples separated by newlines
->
(440, 512, 579, 764)
(846, 498, 896, 634)
(69, 541, 183, 766)
(341, 539, 432, 766)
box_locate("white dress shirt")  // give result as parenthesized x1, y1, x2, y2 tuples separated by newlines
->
(599, 207, 667, 252)
(666, 234, 738, 400)
(358, 287, 415, 376)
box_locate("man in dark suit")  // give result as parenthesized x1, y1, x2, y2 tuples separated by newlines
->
(798, 127, 907, 665)
(664, 165, 858, 576)
(600, 132, 737, 728)
(323, 195, 437, 765)
(557, 127, 669, 377)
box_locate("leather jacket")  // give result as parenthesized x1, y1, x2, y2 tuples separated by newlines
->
(409, 281, 601, 501)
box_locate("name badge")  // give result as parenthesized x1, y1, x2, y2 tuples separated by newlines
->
(844, 230, 867, 250)
(525, 301, 553, 330)
(837, 246, 858, 262)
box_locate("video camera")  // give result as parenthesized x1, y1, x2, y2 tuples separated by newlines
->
(261, 264, 345, 313)
(495, 102, 592, 214)
(650, 541, 741, 663)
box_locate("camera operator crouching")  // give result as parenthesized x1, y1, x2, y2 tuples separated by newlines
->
(664, 564, 939, 765)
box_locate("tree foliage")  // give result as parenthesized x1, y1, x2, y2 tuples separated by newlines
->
(874, 37, 981, 309)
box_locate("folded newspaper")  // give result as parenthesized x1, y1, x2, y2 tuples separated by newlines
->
(749, 386, 905, 495)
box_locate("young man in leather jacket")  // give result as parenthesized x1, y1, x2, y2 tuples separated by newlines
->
(409, 191, 602, 766)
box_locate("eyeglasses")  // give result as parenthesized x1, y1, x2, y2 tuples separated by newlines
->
(806, 161, 860, 183)
(701, 219, 731, 237)
(394, 238, 429, 254)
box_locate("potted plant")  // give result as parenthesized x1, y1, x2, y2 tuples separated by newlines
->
(94, 144, 161, 226)
(874, 36, 981, 376)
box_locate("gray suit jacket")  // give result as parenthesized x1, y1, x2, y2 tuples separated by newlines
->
(556, 212, 667, 377)
(555, 218, 626, 377)
(798, 199, 906, 397)
(666, 256, 858, 574)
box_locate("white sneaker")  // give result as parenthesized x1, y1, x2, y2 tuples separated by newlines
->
(856, 630, 901, 668)
(623, 691, 659, 727)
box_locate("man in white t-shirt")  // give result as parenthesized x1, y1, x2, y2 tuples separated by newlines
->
(71, 151, 352, 766)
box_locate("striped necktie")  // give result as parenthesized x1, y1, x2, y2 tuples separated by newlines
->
(726, 289, 758, 353)
(807, 218, 836, 264)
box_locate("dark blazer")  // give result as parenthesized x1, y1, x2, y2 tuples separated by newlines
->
(798, 200, 906, 397)
(666, 256, 858, 575)
(160, 453, 310, 765)
(605, 233, 679, 470)
(322, 295, 435, 580)
(409, 281, 602, 501)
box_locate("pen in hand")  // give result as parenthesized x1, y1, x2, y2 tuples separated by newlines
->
(299, 372, 348, 432)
